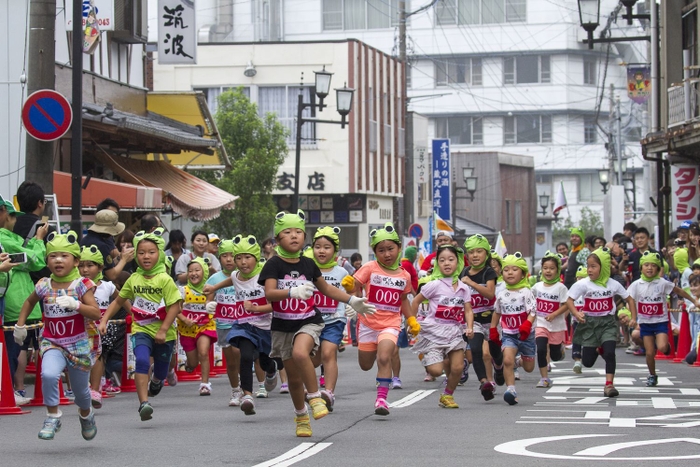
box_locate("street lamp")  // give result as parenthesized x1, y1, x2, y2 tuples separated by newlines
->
(613, 157, 628, 178)
(539, 193, 550, 216)
(452, 167, 478, 229)
(598, 168, 610, 194)
(577, 0, 650, 49)
(292, 69, 355, 211)
(577, 0, 600, 49)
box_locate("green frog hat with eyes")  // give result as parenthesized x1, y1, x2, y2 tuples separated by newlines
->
(133, 228, 166, 275)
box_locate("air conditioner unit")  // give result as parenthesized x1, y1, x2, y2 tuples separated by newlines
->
(112, 0, 147, 44)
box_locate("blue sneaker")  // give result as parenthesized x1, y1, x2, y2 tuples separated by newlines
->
(38, 416, 62, 440)
(504, 387, 518, 406)
(459, 359, 470, 385)
(79, 409, 97, 440)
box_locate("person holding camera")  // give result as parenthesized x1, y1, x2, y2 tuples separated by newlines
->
(0, 195, 49, 404)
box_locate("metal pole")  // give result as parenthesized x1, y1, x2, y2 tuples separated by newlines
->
(292, 93, 304, 211)
(616, 95, 623, 185)
(25, 0, 56, 193)
(651, 0, 664, 247)
(399, 1, 411, 232)
(70, 0, 83, 237)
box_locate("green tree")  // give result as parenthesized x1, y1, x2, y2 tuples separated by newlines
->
(193, 88, 288, 240)
(552, 207, 604, 245)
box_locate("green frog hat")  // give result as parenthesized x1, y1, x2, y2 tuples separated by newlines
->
(46, 231, 82, 282)
(187, 256, 210, 293)
(274, 210, 306, 258)
(133, 227, 166, 275)
(233, 234, 263, 278)
(502, 252, 529, 290)
(464, 234, 491, 270)
(370, 222, 401, 270)
(312, 226, 341, 268)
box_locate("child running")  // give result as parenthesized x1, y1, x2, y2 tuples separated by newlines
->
(627, 251, 700, 386)
(177, 257, 218, 395)
(100, 228, 182, 421)
(410, 245, 473, 408)
(567, 248, 636, 397)
(79, 245, 129, 409)
(306, 226, 349, 412)
(460, 234, 502, 400)
(531, 251, 569, 387)
(14, 231, 100, 440)
(205, 235, 276, 415)
(205, 239, 244, 406)
(258, 211, 375, 436)
(352, 222, 417, 416)
(492, 252, 537, 405)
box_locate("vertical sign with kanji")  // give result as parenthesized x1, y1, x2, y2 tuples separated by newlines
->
(671, 164, 700, 225)
(432, 139, 451, 222)
(158, 0, 196, 65)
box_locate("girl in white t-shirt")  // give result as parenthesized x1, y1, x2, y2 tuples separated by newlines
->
(627, 251, 700, 386)
(411, 245, 474, 409)
(531, 251, 569, 388)
(567, 248, 636, 398)
(79, 245, 127, 409)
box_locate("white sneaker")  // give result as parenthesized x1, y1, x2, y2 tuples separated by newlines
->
(14, 391, 31, 406)
(240, 395, 256, 415)
(229, 387, 244, 407)
(626, 344, 639, 354)
(514, 369, 521, 381)
(255, 384, 268, 399)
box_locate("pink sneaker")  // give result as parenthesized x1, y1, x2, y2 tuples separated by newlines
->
(103, 378, 121, 395)
(319, 375, 326, 388)
(374, 398, 390, 416)
(90, 389, 103, 409)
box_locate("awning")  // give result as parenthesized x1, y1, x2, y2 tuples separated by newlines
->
(53, 171, 163, 211)
(82, 102, 222, 156)
(96, 152, 237, 221)
(145, 92, 230, 170)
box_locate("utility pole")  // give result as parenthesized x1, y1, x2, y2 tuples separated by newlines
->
(25, 0, 56, 193)
(616, 95, 623, 186)
(70, 0, 83, 236)
(399, 1, 412, 233)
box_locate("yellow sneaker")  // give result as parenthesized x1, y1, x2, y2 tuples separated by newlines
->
(439, 394, 459, 408)
(295, 413, 312, 437)
(308, 397, 329, 420)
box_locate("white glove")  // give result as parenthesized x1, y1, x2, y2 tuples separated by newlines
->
(56, 289, 80, 310)
(345, 307, 357, 321)
(347, 296, 376, 316)
(418, 270, 428, 278)
(206, 301, 217, 313)
(13, 324, 27, 345)
(289, 283, 315, 300)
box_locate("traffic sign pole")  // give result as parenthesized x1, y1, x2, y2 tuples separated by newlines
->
(71, 0, 83, 238)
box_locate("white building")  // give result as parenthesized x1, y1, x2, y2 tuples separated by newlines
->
(149, 0, 650, 248)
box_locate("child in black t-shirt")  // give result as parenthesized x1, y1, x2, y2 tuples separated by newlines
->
(258, 210, 375, 437)
(460, 234, 503, 401)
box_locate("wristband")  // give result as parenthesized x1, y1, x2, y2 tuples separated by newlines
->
(347, 296, 352, 304)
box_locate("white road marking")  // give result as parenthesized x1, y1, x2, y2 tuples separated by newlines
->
(585, 411, 612, 419)
(574, 438, 700, 457)
(652, 397, 677, 409)
(389, 389, 436, 408)
(252, 442, 332, 467)
(608, 417, 636, 428)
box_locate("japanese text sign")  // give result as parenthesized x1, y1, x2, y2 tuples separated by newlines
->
(158, 0, 197, 65)
(671, 164, 700, 225)
(432, 139, 451, 221)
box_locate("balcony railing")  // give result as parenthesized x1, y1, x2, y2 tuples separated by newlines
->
(668, 81, 699, 128)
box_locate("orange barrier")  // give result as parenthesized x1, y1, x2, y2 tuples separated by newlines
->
(0, 330, 30, 415)
(674, 305, 692, 363)
(656, 314, 676, 360)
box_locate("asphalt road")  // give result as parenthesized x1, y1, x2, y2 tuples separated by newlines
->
(2, 347, 700, 466)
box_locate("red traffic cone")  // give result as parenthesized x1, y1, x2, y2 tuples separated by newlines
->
(120, 319, 137, 393)
(674, 306, 692, 363)
(0, 330, 30, 415)
(56, 378, 73, 406)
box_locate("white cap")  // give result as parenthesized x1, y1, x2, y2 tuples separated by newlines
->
(436, 230, 453, 239)
(208, 233, 220, 243)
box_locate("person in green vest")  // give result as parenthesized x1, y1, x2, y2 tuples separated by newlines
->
(0, 195, 48, 401)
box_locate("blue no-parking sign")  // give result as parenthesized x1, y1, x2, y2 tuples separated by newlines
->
(21, 90, 73, 142)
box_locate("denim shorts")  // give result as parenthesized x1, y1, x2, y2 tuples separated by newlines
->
(320, 320, 346, 346)
(640, 321, 669, 338)
(501, 332, 536, 358)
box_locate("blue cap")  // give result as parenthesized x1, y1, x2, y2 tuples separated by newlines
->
(680, 220, 693, 230)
